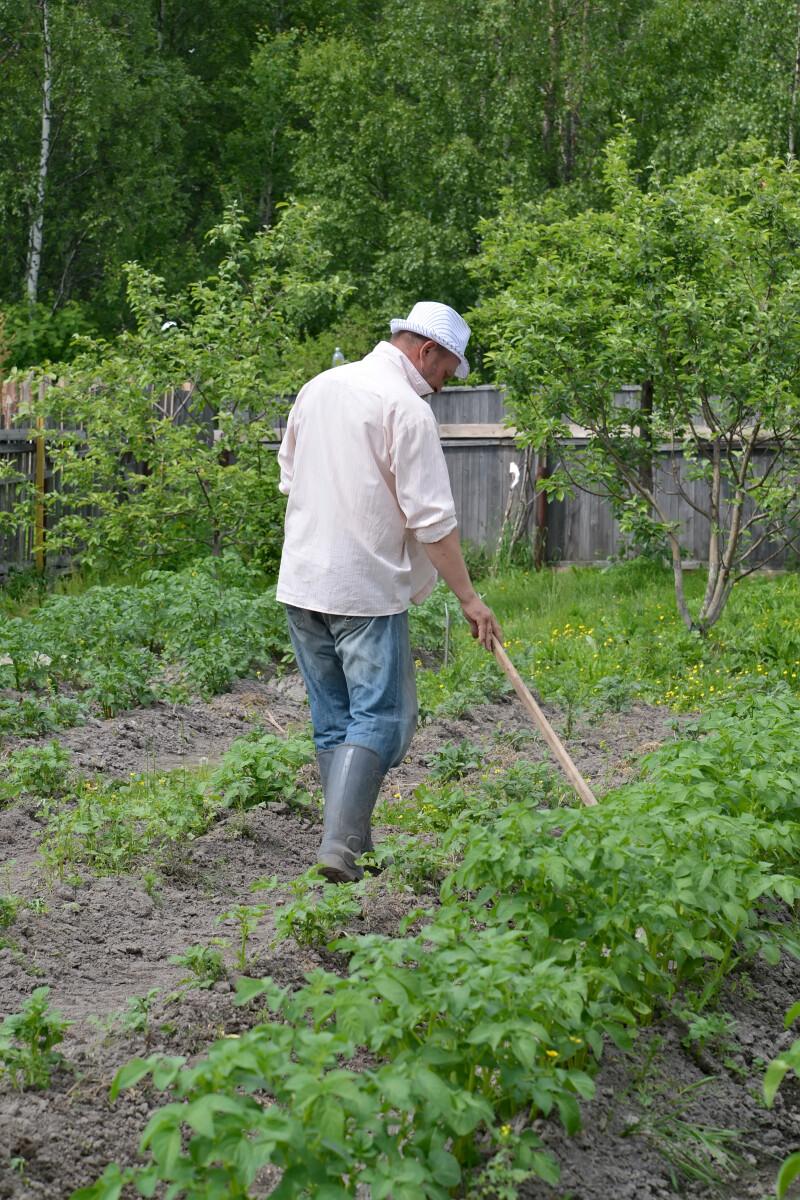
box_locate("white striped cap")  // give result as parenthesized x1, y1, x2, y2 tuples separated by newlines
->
(390, 302, 471, 380)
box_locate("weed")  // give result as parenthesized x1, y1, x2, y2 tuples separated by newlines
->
(466, 1140, 545, 1199)
(379, 831, 460, 893)
(620, 1081, 743, 1197)
(169, 942, 228, 988)
(0, 986, 72, 1089)
(674, 1001, 739, 1062)
(121, 990, 163, 1051)
(491, 724, 535, 750)
(141, 868, 163, 905)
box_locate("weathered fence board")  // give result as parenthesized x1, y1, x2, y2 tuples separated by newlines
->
(0, 378, 794, 575)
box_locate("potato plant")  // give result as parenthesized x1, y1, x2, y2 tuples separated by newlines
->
(0, 555, 293, 718)
(765, 1001, 800, 1199)
(76, 691, 800, 1199)
(0, 987, 72, 1090)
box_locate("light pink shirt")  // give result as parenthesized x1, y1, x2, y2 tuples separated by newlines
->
(276, 341, 457, 615)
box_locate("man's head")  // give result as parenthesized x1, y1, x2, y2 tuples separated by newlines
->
(390, 330, 460, 394)
(389, 302, 470, 393)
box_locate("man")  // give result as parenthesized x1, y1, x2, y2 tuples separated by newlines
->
(276, 301, 502, 882)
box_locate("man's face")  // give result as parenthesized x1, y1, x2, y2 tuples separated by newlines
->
(416, 340, 461, 394)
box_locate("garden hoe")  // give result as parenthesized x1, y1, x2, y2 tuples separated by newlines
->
(491, 636, 598, 807)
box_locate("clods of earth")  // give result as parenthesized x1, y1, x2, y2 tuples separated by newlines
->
(0, 673, 797, 1199)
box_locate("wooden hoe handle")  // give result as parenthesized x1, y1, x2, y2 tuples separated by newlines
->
(491, 636, 598, 808)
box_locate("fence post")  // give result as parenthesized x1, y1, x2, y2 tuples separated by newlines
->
(535, 455, 548, 570)
(35, 412, 45, 573)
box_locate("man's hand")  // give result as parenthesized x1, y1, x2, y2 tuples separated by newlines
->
(420, 528, 502, 651)
(460, 593, 502, 651)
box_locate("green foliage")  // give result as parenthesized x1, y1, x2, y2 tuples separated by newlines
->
(0, 895, 21, 929)
(466, 1141, 543, 1200)
(26, 727, 314, 885)
(0, 555, 293, 711)
(74, 690, 800, 1197)
(674, 1005, 738, 1062)
(423, 738, 484, 783)
(7, 203, 347, 574)
(0, 987, 72, 1089)
(205, 730, 315, 812)
(0, 695, 85, 738)
(619, 1082, 742, 1196)
(217, 905, 269, 972)
(764, 1001, 800, 1117)
(168, 943, 228, 989)
(408, 581, 450, 654)
(475, 139, 800, 633)
(417, 651, 511, 721)
(1, 740, 70, 801)
(5, 0, 800, 373)
(273, 871, 365, 949)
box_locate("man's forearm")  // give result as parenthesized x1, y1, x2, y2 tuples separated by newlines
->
(420, 528, 477, 603)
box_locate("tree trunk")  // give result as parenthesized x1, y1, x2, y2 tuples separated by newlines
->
(157, 0, 167, 55)
(25, 0, 51, 305)
(639, 377, 654, 500)
(790, 0, 800, 156)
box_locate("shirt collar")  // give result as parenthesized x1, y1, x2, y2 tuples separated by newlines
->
(368, 340, 432, 398)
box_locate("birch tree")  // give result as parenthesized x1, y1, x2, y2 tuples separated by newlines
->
(24, 0, 51, 304)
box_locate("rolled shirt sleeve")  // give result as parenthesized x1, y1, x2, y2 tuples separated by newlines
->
(392, 411, 457, 543)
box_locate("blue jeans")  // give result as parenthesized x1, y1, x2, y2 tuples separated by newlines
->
(284, 607, 418, 775)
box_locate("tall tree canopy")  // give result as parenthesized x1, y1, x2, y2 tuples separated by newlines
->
(3, 0, 800, 368)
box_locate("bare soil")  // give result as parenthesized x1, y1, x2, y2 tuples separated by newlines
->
(0, 675, 796, 1200)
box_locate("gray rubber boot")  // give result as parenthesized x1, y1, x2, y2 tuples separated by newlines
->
(317, 743, 383, 883)
(318, 746, 379, 849)
(317, 749, 335, 796)
(317, 747, 392, 872)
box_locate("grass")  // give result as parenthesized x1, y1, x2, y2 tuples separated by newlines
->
(422, 558, 800, 716)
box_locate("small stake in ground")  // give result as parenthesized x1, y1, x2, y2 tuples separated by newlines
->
(491, 635, 598, 807)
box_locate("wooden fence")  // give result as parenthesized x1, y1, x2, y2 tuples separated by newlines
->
(0, 379, 792, 575)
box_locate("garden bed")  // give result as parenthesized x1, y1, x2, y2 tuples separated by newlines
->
(2, 561, 800, 1199)
(0, 678, 797, 1198)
